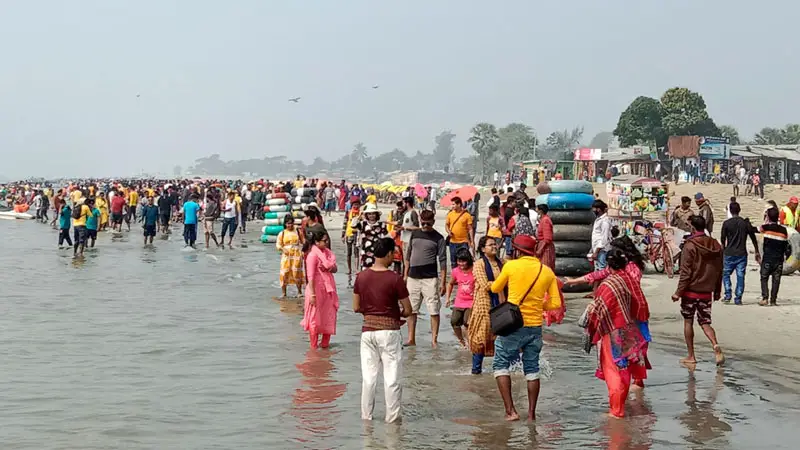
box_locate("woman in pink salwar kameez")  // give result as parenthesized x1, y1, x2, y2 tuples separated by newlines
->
(302, 230, 340, 349)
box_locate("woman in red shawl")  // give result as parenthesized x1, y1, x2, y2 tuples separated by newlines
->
(567, 236, 651, 388)
(579, 248, 650, 418)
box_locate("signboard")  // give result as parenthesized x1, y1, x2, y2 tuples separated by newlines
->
(573, 148, 602, 161)
(698, 136, 730, 159)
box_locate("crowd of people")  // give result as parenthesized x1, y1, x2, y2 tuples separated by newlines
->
(3, 174, 797, 425)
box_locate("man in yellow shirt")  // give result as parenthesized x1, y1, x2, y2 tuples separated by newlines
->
(445, 197, 474, 268)
(126, 188, 139, 231)
(71, 198, 94, 257)
(69, 187, 83, 206)
(490, 234, 561, 422)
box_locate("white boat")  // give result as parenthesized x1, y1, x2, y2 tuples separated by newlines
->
(0, 211, 35, 220)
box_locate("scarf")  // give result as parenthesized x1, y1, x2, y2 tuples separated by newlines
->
(584, 273, 634, 344)
(482, 255, 504, 308)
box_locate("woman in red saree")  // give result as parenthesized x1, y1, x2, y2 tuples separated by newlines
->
(579, 248, 650, 418)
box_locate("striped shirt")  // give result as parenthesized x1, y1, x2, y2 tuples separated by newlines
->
(760, 223, 789, 264)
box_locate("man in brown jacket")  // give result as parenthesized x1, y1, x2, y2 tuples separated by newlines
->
(672, 215, 725, 366)
(695, 192, 715, 234)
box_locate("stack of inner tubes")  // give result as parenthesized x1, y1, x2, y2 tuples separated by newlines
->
(536, 180, 595, 292)
(261, 192, 289, 243)
(290, 187, 317, 212)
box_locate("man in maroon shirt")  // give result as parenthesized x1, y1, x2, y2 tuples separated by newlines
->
(353, 238, 412, 423)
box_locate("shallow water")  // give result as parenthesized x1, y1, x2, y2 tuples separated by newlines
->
(2, 219, 800, 449)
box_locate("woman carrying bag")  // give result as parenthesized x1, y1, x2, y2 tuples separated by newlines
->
(489, 235, 562, 422)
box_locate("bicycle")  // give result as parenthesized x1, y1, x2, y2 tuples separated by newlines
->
(633, 223, 678, 278)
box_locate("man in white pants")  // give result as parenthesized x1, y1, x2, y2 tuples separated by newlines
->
(353, 238, 413, 423)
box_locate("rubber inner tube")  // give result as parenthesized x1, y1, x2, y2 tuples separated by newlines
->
(552, 224, 593, 241)
(554, 257, 593, 277)
(554, 241, 592, 257)
(548, 210, 596, 225)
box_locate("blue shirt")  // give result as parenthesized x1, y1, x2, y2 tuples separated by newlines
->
(183, 201, 200, 225)
(59, 206, 72, 230)
(143, 205, 159, 226)
(86, 208, 100, 230)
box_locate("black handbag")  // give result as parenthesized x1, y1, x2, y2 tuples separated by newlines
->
(489, 265, 542, 337)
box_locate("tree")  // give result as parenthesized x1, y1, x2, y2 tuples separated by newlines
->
(538, 127, 583, 160)
(458, 155, 483, 182)
(660, 87, 719, 137)
(308, 157, 329, 174)
(433, 130, 456, 171)
(173, 165, 182, 177)
(372, 148, 413, 172)
(468, 122, 499, 183)
(192, 154, 227, 174)
(350, 142, 368, 169)
(613, 96, 664, 148)
(754, 124, 800, 145)
(785, 124, 800, 144)
(588, 131, 614, 149)
(718, 125, 741, 145)
(498, 123, 537, 169)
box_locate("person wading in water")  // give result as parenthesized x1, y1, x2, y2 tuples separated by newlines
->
(672, 215, 725, 367)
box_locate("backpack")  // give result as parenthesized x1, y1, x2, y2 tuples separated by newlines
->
(72, 204, 82, 219)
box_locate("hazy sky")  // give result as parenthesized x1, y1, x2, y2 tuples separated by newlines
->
(2, 0, 797, 178)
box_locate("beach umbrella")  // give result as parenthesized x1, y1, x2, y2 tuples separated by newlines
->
(414, 183, 428, 198)
(440, 185, 478, 207)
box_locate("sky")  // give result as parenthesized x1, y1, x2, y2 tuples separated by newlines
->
(1, 0, 797, 179)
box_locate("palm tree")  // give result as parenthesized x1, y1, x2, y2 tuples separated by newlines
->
(468, 123, 499, 183)
(350, 142, 368, 169)
(783, 124, 800, 144)
(718, 125, 741, 145)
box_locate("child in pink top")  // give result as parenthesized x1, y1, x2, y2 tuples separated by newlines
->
(446, 248, 475, 347)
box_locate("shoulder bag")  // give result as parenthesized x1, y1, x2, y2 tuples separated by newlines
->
(445, 211, 467, 246)
(489, 264, 543, 337)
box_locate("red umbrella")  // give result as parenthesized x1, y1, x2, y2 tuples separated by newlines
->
(440, 185, 478, 207)
(414, 183, 428, 198)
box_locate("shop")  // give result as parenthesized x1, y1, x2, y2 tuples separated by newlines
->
(599, 154, 657, 180)
(521, 159, 575, 183)
(572, 148, 601, 181)
(606, 175, 670, 235)
(697, 136, 731, 180)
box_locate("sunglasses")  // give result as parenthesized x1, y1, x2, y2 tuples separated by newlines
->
(421, 221, 435, 226)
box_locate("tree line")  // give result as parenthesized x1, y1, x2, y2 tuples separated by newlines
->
(188, 130, 459, 178)
(612, 86, 800, 149)
(188, 86, 798, 181)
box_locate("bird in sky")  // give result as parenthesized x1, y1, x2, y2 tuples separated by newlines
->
(372, 85, 379, 89)
(288, 97, 301, 103)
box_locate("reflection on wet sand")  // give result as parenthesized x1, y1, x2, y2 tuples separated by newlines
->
(600, 389, 655, 450)
(289, 350, 347, 446)
(453, 375, 565, 449)
(362, 421, 401, 450)
(679, 368, 732, 447)
(274, 297, 304, 315)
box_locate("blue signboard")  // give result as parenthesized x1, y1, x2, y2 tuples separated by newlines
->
(699, 136, 730, 160)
